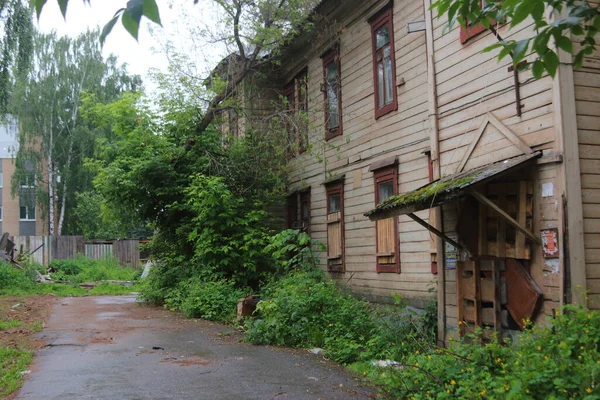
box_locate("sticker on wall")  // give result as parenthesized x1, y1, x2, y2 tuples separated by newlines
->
(445, 252, 457, 269)
(541, 228, 559, 258)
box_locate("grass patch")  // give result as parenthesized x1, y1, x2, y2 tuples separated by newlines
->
(0, 348, 33, 398)
(0, 320, 23, 331)
(49, 256, 140, 283)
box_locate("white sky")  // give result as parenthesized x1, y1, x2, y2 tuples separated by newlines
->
(36, 0, 226, 94)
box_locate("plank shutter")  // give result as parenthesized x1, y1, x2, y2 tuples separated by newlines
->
(374, 166, 399, 273)
(326, 182, 344, 272)
(479, 181, 533, 259)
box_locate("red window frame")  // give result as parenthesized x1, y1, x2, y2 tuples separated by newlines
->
(460, 1, 498, 44)
(370, 7, 398, 119)
(322, 47, 342, 140)
(325, 181, 345, 272)
(374, 166, 400, 273)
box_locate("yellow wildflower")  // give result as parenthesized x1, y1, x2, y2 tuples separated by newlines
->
(451, 379, 456, 385)
(586, 388, 592, 394)
(536, 346, 541, 351)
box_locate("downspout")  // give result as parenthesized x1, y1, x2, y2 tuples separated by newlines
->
(423, 0, 446, 346)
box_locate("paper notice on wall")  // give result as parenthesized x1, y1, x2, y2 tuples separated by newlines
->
(542, 182, 554, 197)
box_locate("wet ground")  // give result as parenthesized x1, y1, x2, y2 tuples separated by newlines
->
(16, 295, 375, 400)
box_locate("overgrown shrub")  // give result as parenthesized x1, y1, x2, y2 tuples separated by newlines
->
(354, 304, 600, 399)
(0, 262, 35, 293)
(245, 268, 376, 364)
(165, 278, 248, 322)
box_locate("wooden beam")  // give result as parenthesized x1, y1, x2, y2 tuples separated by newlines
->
(457, 117, 488, 173)
(407, 213, 463, 250)
(487, 112, 534, 155)
(470, 191, 541, 245)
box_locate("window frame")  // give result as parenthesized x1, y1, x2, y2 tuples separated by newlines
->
(370, 7, 398, 119)
(325, 181, 345, 273)
(19, 205, 36, 221)
(322, 47, 343, 140)
(286, 193, 298, 230)
(373, 165, 400, 273)
(299, 189, 311, 234)
(296, 70, 309, 153)
(460, 1, 498, 43)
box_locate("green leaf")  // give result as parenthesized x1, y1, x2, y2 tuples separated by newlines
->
(513, 39, 530, 62)
(57, 0, 69, 18)
(532, 60, 544, 79)
(100, 12, 122, 45)
(121, 11, 140, 41)
(126, 0, 145, 25)
(543, 51, 559, 77)
(510, 0, 535, 28)
(555, 35, 573, 54)
(34, 0, 48, 19)
(142, 0, 161, 25)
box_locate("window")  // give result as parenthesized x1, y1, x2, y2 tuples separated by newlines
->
(300, 190, 311, 234)
(0, 172, 3, 188)
(284, 70, 309, 156)
(20, 205, 35, 221)
(285, 190, 311, 233)
(326, 182, 344, 272)
(460, 1, 496, 43)
(297, 71, 309, 152)
(19, 171, 35, 188)
(286, 194, 298, 229)
(0, 206, 2, 221)
(322, 47, 342, 140)
(374, 165, 399, 273)
(370, 7, 398, 119)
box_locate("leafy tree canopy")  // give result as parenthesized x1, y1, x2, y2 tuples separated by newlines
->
(431, 0, 600, 78)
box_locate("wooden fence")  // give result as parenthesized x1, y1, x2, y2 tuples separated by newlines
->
(11, 236, 146, 268)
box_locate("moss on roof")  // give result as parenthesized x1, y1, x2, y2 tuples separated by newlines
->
(365, 172, 481, 217)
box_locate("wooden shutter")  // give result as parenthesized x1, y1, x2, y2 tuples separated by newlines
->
(374, 166, 399, 273)
(326, 182, 344, 272)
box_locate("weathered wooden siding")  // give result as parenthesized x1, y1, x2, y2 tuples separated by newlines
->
(12, 236, 85, 265)
(113, 240, 141, 268)
(433, 10, 564, 336)
(85, 243, 113, 260)
(282, 0, 435, 306)
(574, 4, 600, 309)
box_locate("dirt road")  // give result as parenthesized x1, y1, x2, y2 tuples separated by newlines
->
(16, 295, 374, 400)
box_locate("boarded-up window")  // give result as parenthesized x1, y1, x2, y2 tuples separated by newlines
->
(326, 182, 344, 272)
(374, 166, 399, 273)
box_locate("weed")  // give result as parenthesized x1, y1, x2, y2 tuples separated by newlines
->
(0, 348, 33, 398)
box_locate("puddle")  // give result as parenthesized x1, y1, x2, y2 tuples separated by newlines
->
(94, 296, 137, 305)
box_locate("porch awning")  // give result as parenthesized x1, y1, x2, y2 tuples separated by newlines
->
(365, 151, 542, 221)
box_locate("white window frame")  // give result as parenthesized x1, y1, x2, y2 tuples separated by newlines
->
(19, 205, 36, 221)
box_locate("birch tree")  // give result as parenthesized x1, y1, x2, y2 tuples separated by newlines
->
(11, 29, 141, 235)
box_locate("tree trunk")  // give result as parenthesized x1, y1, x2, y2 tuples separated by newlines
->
(57, 140, 73, 236)
(48, 126, 55, 236)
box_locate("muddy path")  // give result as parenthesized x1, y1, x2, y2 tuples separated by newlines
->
(16, 295, 375, 400)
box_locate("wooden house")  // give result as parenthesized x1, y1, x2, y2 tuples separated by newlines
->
(222, 0, 600, 343)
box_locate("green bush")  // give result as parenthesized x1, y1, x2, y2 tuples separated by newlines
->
(162, 277, 247, 322)
(354, 304, 600, 399)
(245, 269, 376, 364)
(50, 256, 139, 283)
(0, 262, 35, 293)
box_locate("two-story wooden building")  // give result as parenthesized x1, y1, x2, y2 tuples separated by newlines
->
(222, 0, 600, 343)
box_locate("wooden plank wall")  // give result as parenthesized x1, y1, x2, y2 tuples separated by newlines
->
(432, 10, 563, 334)
(574, 2, 600, 309)
(12, 236, 85, 265)
(283, 0, 435, 307)
(113, 240, 141, 268)
(85, 244, 114, 260)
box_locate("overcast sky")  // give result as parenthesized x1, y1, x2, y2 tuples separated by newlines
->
(36, 0, 225, 94)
